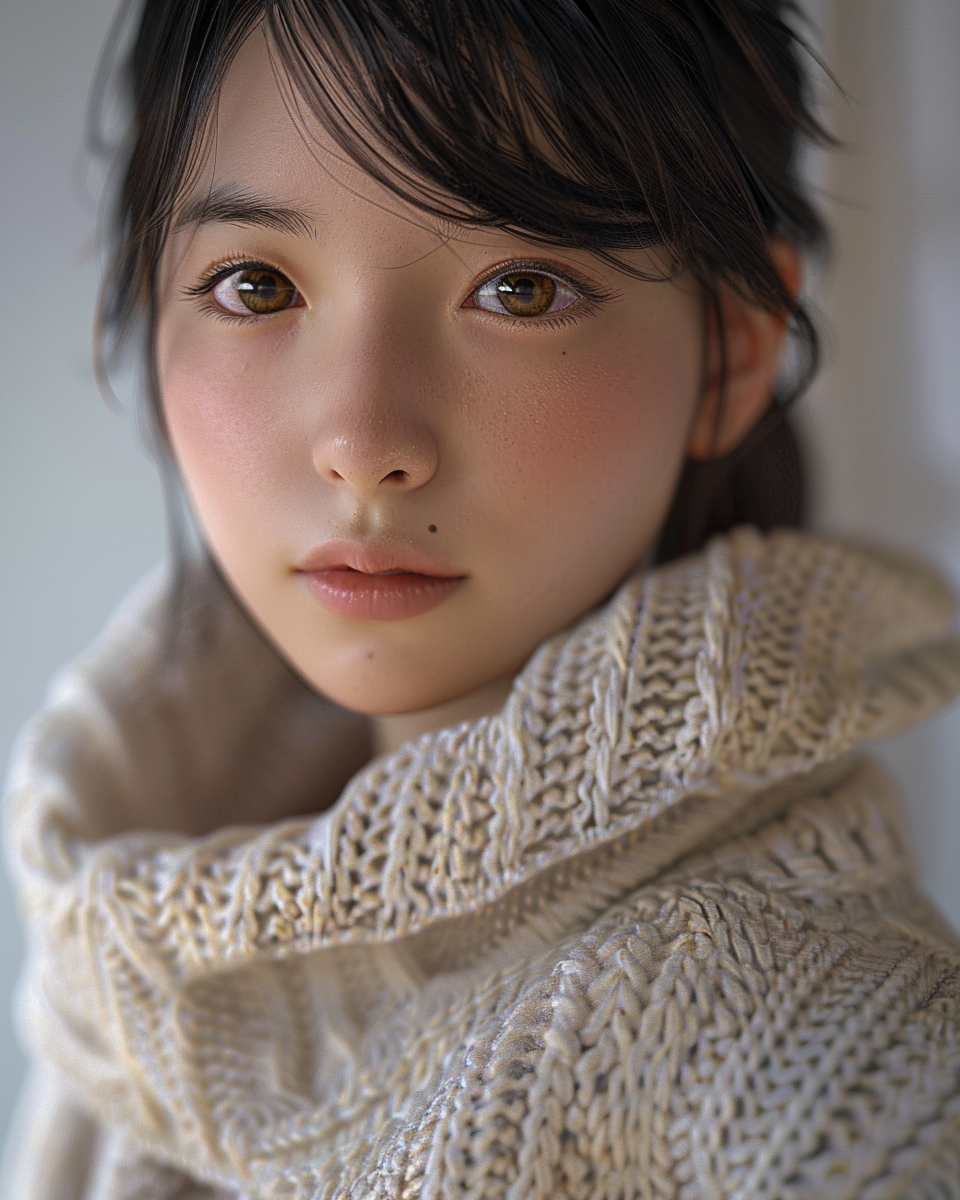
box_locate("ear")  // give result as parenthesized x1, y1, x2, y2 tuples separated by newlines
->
(686, 238, 802, 461)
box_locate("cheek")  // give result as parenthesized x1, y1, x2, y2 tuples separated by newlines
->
(466, 322, 702, 544)
(156, 327, 301, 546)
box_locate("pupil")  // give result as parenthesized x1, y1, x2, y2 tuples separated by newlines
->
(508, 277, 536, 300)
(239, 273, 278, 298)
(237, 269, 291, 314)
(496, 273, 555, 317)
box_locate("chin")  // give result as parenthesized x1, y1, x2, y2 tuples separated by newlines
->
(304, 659, 466, 718)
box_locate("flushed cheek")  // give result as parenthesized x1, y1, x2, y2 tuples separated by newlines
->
(471, 344, 699, 549)
(157, 337, 306, 548)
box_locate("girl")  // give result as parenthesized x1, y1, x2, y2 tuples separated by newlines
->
(3, 1, 960, 1197)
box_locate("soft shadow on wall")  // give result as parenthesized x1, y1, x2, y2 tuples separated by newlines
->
(799, 0, 960, 931)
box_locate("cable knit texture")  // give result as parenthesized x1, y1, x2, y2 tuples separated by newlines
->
(4, 528, 960, 1199)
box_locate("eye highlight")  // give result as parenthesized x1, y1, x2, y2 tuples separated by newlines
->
(184, 260, 304, 319)
(462, 261, 611, 323)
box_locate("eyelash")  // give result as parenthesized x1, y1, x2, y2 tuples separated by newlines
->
(182, 256, 617, 327)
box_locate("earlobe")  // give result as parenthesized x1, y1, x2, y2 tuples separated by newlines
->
(686, 239, 802, 461)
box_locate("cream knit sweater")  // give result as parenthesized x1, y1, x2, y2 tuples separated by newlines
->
(3, 528, 960, 1200)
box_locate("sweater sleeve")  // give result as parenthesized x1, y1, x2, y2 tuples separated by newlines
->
(482, 761, 960, 1200)
(0, 1064, 234, 1200)
(567, 880, 960, 1199)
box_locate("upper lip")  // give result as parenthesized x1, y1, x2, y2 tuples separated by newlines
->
(297, 539, 466, 578)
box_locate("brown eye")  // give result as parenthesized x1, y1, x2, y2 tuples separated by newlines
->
(496, 273, 555, 316)
(211, 266, 302, 316)
(470, 268, 579, 319)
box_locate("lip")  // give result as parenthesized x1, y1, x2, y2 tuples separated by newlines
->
(296, 539, 467, 621)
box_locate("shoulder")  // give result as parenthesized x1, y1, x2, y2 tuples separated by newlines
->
(476, 766, 960, 1199)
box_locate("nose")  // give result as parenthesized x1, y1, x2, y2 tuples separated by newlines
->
(311, 367, 440, 496)
(314, 425, 439, 493)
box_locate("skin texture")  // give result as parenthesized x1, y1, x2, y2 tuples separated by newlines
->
(156, 30, 796, 755)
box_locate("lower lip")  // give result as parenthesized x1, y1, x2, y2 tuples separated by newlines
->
(300, 569, 465, 621)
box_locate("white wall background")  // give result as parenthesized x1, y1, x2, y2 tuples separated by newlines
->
(799, 0, 960, 926)
(0, 0, 167, 1144)
(1, 0, 958, 1155)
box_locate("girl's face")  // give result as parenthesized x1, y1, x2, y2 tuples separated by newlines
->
(156, 32, 709, 722)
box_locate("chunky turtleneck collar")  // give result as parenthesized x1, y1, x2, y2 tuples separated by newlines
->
(7, 528, 960, 964)
(5, 527, 960, 1197)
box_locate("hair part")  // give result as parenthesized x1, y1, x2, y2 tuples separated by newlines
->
(95, 0, 833, 586)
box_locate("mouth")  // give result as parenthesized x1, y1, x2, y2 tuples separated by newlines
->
(296, 541, 467, 621)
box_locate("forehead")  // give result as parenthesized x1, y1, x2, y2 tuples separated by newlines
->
(205, 29, 337, 207)
(173, 22, 667, 279)
(185, 27, 486, 258)
(176, 27, 536, 276)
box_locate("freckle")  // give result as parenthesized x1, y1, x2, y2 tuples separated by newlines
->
(367, 651, 374, 660)
(561, 351, 567, 356)
(428, 524, 437, 533)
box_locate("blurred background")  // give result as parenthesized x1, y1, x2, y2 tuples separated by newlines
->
(1, 0, 959, 1153)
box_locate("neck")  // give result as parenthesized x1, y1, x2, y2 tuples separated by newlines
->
(371, 672, 516, 758)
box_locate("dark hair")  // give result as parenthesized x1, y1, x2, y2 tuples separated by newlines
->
(95, 0, 831, 571)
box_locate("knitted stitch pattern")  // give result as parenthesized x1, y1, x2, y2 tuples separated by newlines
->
(3, 528, 960, 1199)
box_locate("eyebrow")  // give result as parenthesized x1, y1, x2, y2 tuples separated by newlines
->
(174, 185, 318, 239)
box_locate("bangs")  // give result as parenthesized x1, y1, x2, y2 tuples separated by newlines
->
(266, 0, 664, 268)
(263, 0, 798, 299)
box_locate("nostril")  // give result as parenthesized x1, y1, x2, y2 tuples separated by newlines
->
(382, 469, 410, 485)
